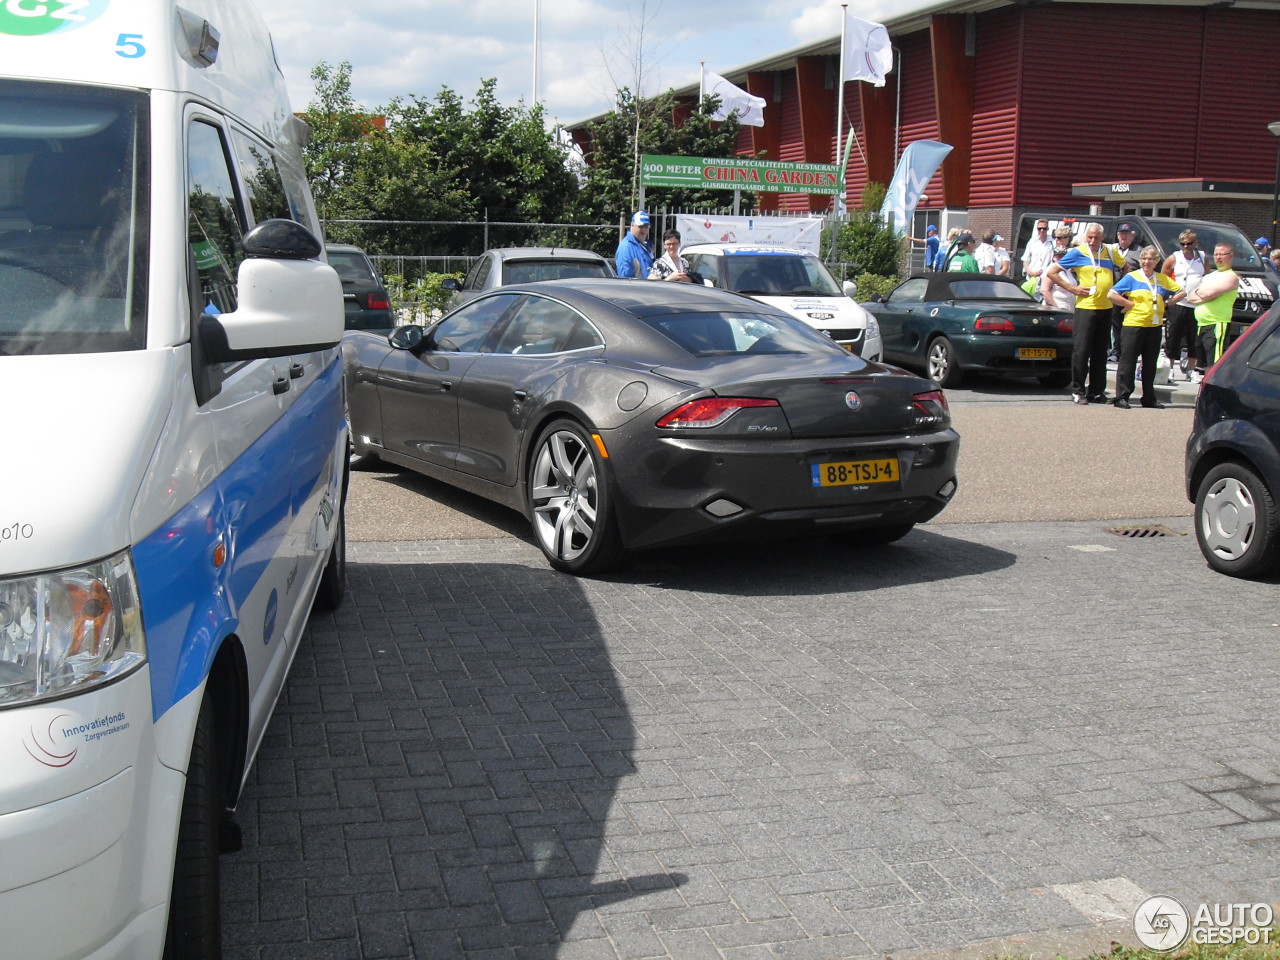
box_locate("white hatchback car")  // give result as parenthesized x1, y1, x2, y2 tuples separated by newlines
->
(681, 244, 883, 360)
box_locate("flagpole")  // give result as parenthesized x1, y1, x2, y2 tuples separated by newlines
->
(836, 4, 848, 217)
(700, 60, 705, 101)
(532, 0, 541, 106)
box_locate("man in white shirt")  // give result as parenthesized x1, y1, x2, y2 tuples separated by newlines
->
(1021, 219, 1054, 282)
(973, 230, 997, 274)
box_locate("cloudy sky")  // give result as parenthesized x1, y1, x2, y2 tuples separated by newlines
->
(257, 1, 854, 124)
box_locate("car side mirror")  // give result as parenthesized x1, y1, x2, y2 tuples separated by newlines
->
(388, 325, 424, 351)
(441, 277, 460, 291)
(842, 279, 858, 298)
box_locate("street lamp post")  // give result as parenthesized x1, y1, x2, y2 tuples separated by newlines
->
(1269, 121, 1280, 249)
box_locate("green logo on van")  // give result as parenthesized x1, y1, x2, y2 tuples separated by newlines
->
(0, 0, 110, 36)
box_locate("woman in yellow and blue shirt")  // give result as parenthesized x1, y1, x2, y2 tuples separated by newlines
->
(1106, 246, 1185, 408)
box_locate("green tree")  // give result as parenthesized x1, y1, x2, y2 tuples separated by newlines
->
(573, 88, 749, 233)
(829, 182, 904, 278)
(301, 67, 582, 261)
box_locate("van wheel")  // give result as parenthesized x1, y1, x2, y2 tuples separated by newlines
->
(164, 696, 221, 960)
(313, 498, 346, 611)
(1195, 462, 1280, 578)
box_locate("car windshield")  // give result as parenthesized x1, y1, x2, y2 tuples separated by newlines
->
(1145, 221, 1263, 269)
(640, 310, 839, 358)
(723, 254, 842, 297)
(328, 250, 378, 283)
(949, 280, 1034, 300)
(504, 260, 609, 283)
(0, 81, 148, 356)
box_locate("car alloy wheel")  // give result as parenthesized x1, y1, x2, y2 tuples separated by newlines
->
(527, 419, 625, 575)
(1195, 462, 1280, 578)
(926, 336, 963, 387)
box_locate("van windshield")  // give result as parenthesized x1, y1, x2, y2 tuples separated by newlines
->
(0, 81, 148, 355)
(724, 254, 843, 297)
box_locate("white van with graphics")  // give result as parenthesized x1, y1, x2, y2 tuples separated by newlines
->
(0, 2, 346, 957)
(680, 243, 884, 360)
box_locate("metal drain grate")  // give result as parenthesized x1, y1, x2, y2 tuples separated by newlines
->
(1106, 525, 1184, 538)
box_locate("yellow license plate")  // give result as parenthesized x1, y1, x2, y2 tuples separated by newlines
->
(811, 457, 900, 488)
(1018, 347, 1056, 359)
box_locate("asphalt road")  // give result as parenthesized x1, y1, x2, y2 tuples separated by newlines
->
(346, 372, 1200, 545)
(223, 369, 1280, 959)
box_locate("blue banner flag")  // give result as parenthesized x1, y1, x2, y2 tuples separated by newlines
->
(879, 140, 953, 236)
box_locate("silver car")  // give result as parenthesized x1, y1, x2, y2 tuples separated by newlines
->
(443, 246, 614, 308)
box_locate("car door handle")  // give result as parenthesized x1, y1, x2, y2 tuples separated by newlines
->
(289, 363, 305, 379)
(272, 376, 290, 395)
(440, 380, 453, 392)
(513, 389, 528, 402)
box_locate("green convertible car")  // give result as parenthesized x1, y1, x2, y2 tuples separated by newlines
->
(862, 273, 1074, 388)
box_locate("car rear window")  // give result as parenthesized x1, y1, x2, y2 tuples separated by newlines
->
(640, 310, 839, 358)
(327, 251, 376, 283)
(949, 280, 1033, 300)
(505, 260, 609, 283)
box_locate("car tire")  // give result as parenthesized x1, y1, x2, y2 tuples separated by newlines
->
(831, 522, 915, 547)
(313, 497, 346, 611)
(163, 695, 221, 960)
(926, 336, 964, 388)
(1038, 372, 1071, 389)
(1194, 461, 1280, 578)
(527, 419, 627, 576)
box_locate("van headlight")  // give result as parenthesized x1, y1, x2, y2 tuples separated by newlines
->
(0, 551, 146, 708)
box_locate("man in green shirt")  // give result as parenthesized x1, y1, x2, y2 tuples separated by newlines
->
(946, 233, 979, 272)
(1186, 242, 1240, 379)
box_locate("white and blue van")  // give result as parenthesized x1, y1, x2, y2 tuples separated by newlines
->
(0, 2, 347, 957)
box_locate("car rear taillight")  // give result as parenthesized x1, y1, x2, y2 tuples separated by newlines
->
(656, 397, 779, 429)
(367, 292, 390, 310)
(912, 389, 950, 419)
(974, 316, 1015, 332)
(1057, 317, 1073, 333)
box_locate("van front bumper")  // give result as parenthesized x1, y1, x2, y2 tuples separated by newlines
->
(0, 668, 181, 960)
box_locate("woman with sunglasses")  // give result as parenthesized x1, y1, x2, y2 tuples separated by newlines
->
(1161, 229, 1204, 383)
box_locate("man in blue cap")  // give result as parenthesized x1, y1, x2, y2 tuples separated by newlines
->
(615, 211, 654, 278)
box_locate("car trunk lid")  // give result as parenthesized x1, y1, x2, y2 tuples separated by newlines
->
(653, 354, 943, 438)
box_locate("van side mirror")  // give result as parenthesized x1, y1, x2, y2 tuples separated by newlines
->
(842, 279, 858, 298)
(242, 218, 323, 260)
(200, 223, 341, 363)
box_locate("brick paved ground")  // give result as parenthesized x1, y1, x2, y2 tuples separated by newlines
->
(222, 520, 1280, 959)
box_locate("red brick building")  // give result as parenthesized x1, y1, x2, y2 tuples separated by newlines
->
(571, 1, 1280, 242)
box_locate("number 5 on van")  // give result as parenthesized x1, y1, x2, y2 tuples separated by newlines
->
(0, 3, 348, 959)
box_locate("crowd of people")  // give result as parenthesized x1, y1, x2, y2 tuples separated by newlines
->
(935, 218, 1244, 408)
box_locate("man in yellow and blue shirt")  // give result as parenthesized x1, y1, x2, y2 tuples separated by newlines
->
(1107, 247, 1184, 408)
(1046, 223, 1126, 404)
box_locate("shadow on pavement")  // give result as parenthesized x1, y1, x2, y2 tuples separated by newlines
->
(611, 526, 1016, 594)
(223, 561, 682, 957)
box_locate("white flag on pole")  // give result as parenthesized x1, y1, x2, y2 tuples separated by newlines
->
(704, 70, 766, 127)
(841, 13, 893, 87)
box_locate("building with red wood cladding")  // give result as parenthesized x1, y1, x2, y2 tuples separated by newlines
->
(568, 1, 1280, 244)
